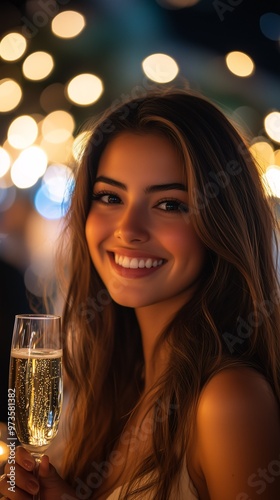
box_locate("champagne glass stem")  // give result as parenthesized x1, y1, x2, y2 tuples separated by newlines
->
(31, 453, 43, 500)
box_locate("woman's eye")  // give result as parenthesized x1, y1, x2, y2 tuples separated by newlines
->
(156, 200, 188, 213)
(92, 192, 122, 204)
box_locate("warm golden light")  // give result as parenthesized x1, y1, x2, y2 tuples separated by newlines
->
(42, 110, 75, 143)
(66, 74, 103, 105)
(263, 166, 280, 198)
(0, 32, 27, 61)
(40, 136, 74, 163)
(0, 441, 9, 463)
(51, 10, 86, 38)
(8, 115, 38, 149)
(142, 53, 179, 83)
(0, 79, 22, 112)
(274, 149, 280, 166)
(225, 51, 254, 77)
(0, 147, 11, 177)
(249, 140, 275, 173)
(264, 111, 280, 143)
(72, 131, 91, 161)
(11, 146, 48, 188)
(3, 140, 18, 168)
(22, 51, 54, 81)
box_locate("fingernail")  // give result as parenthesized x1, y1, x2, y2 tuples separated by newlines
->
(23, 459, 34, 470)
(28, 480, 39, 493)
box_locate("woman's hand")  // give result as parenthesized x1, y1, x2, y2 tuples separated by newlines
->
(0, 447, 78, 500)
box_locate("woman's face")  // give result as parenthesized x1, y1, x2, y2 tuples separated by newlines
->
(85, 132, 206, 310)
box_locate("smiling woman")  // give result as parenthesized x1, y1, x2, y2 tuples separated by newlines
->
(1, 88, 280, 500)
(85, 132, 206, 311)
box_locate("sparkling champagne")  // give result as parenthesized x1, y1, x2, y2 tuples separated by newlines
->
(10, 348, 63, 453)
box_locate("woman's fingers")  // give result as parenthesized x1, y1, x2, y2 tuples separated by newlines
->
(14, 447, 35, 472)
(2, 464, 39, 497)
(0, 471, 34, 499)
(38, 455, 49, 478)
(0, 448, 40, 499)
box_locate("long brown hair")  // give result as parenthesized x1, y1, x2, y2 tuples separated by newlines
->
(59, 88, 280, 498)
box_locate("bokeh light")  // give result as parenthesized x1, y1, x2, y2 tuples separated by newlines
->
(72, 131, 91, 161)
(40, 136, 74, 164)
(263, 166, 280, 198)
(142, 53, 179, 83)
(249, 139, 275, 174)
(24, 212, 63, 297)
(0, 182, 16, 213)
(0, 147, 11, 177)
(260, 13, 280, 41)
(40, 83, 71, 113)
(2, 140, 18, 171)
(34, 163, 74, 220)
(51, 10, 86, 38)
(0, 32, 27, 61)
(0, 79, 22, 112)
(225, 51, 254, 77)
(11, 146, 48, 188)
(42, 164, 73, 202)
(34, 184, 68, 219)
(42, 110, 75, 143)
(264, 111, 280, 143)
(275, 149, 280, 166)
(22, 51, 54, 81)
(66, 73, 103, 105)
(7, 115, 38, 149)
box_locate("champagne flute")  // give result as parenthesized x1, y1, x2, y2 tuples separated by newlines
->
(9, 314, 63, 499)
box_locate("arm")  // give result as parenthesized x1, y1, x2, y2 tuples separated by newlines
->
(192, 368, 280, 500)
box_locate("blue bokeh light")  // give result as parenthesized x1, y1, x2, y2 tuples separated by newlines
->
(260, 13, 280, 41)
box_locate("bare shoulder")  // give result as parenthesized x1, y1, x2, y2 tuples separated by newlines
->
(190, 367, 280, 500)
(198, 366, 279, 418)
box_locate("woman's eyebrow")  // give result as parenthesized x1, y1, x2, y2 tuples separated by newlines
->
(145, 183, 186, 193)
(94, 176, 186, 192)
(94, 176, 126, 190)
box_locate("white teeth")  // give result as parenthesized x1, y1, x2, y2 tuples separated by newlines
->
(130, 258, 138, 269)
(122, 256, 130, 268)
(114, 254, 164, 269)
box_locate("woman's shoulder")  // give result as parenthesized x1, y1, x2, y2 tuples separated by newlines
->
(196, 366, 280, 432)
(190, 367, 280, 499)
(199, 366, 278, 411)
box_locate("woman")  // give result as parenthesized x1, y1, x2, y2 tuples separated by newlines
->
(1, 88, 280, 499)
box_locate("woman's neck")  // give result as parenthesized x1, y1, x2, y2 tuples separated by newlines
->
(135, 299, 182, 391)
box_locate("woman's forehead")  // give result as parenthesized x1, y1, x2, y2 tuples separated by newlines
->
(97, 132, 187, 182)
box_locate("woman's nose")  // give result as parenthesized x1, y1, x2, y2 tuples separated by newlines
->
(114, 206, 150, 244)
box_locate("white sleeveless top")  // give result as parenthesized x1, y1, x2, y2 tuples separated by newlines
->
(106, 468, 199, 499)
